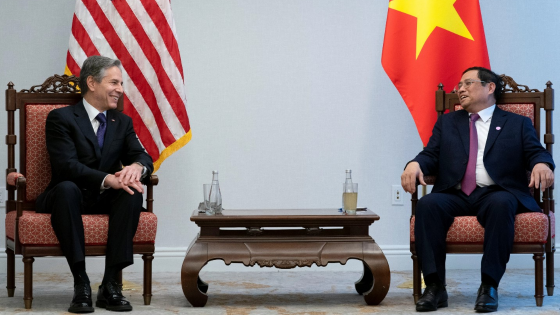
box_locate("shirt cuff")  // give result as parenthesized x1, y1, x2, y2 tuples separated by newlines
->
(100, 174, 110, 192)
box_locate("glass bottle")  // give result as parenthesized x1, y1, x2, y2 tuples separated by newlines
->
(342, 169, 358, 214)
(342, 170, 352, 210)
(344, 170, 353, 192)
(208, 170, 222, 214)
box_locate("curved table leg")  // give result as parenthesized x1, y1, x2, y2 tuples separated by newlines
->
(361, 242, 390, 305)
(197, 276, 209, 293)
(181, 241, 209, 307)
(355, 260, 373, 295)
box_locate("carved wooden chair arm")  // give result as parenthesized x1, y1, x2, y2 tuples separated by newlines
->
(12, 175, 27, 217)
(6, 171, 25, 189)
(14, 175, 27, 189)
(145, 174, 158, 213)
(148, 174, 159, 186)
(415, 175, 436, 186)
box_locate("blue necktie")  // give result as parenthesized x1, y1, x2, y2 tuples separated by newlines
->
(95, 113, 107, 150)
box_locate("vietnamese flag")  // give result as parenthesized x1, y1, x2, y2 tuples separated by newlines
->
(382, 0, 490, 145)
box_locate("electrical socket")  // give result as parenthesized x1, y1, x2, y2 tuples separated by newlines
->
(392, 185, 404, 206)
(0, 186, 5, 207)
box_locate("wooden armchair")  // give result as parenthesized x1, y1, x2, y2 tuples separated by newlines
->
(4, 75, 159, 309)
(409, 75, 555, 306)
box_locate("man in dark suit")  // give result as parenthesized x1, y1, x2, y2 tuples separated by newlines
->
(36, 55, 153, 313)
(401, 67, 554, 312)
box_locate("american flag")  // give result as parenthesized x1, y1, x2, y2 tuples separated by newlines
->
(65, 0, 191, 172)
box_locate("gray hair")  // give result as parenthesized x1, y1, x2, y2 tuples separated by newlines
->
(78, 56, 122, 95)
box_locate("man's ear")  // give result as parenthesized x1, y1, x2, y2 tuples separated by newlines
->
(86, 76, 96, 92)
(487, 82, 496, 95)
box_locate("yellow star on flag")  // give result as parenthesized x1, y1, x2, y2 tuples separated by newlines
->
(389, 0, 474, 59)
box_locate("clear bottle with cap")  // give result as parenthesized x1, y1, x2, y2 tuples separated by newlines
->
(207, 170, 222, 214)
(342, 169, 358, 214)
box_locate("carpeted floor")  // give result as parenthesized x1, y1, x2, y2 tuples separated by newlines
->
(0, 268, 558, 314)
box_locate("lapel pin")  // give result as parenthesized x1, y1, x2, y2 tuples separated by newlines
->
(496, 126, 501, 130)
(111, 119, 115, 122)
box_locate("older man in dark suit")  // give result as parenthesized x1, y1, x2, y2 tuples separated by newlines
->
(401, 67, 554, 312)
(36, 56, 153, 313)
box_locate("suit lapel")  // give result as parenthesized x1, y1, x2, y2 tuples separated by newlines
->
(73, 101, 102, 159)
(455, 110, 470, 156)
(484, 107, 508, 155)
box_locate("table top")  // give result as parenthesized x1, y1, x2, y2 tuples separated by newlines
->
(190, 208, 380, 227)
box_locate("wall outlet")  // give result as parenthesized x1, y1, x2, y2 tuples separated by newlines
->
(0, 186, 5, 207)
(392, 185, 404, 206)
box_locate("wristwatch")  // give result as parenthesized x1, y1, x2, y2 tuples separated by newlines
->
(134, 162, 147, 176)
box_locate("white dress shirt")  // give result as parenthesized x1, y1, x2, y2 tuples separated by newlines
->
(472, 105, 496, 187)
(83, 99, 109, 190)
(83, 99, 106, 133)
(456, 105, 497, 190)
(83, 99, 147, 191)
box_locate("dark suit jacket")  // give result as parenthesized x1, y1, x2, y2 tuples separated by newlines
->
(413, 106, 554, 212)
(37, 100, 153, 210)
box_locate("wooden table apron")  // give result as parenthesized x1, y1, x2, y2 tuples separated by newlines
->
(181, 209, 390, 307)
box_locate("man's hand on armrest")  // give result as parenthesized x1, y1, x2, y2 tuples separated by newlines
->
(529, 162, 554, 192)
(7, 172, 23, 186)
(401, 161, 426, 194)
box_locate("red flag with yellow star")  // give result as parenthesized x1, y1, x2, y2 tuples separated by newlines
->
(382, 0, 490, 145)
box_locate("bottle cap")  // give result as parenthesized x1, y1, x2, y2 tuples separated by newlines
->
(212, 170, 218, 174)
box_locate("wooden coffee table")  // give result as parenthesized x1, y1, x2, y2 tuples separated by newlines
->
(181, 208, 390, 307)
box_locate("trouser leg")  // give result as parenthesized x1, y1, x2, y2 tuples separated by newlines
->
(475, 189, 518, 285)
(415, 191, 470, 283)
(38, 181, 85, 266)
(102, 188, 143, 269)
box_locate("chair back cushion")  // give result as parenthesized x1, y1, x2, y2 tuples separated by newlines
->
(25, 104, 69, 202)
(410, 211, 554, 243)
(454, 103, 535, 125)
(6, 211, 157, 245)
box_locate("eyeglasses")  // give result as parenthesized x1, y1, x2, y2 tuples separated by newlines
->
(454, 79, 486, 92)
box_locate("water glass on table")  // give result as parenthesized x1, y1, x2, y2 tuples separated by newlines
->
(343, 183, 358, 214)
(203, 183, 222, 215)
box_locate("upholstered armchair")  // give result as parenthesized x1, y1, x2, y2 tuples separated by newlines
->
(4, 75, 158, 309)
(409, 75, 555, 306)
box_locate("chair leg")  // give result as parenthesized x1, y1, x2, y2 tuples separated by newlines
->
(412, 254, 421, 304)
(546, 250, 555, 296)
(533, 253, 544, 306)
(6, 248, 15, 297)
(23, 257, 34, 309)
(142, 254, 154, 305)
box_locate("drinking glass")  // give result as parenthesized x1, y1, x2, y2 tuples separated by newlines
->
(342, 183, 358, 215)
(203, 183, 222, 215)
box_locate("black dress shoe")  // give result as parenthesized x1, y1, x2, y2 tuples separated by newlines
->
(474, 284, 498, 312)
(68, 282, 94, 313)
(416, 283, 448, 312)
(96, 281, 132, 311)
